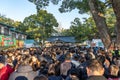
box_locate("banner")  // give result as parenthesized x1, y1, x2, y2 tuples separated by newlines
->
(4, 36, 16, 46)
(16, 40, 24, 48)
(0, 35, 4, 46)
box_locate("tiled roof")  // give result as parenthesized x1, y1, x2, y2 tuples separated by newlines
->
(47, 36, 76, 43)
(0, 22, 13, 28)
(0, 22, 27, 35)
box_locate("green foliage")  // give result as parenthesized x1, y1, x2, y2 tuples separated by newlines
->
(61, 18, 92, 42)
(83, 17, 99, 39)
(28, 0, 88, 13)
(18, 10, 58, 40)
(60, 29, 71, 36)
(28, 0, 109, 14)
(28, 0, 49, 11)
(105, 8, 116, 36)
(60, 7, 116, 42)
(28, 0, 61, 11)
(0, 14, 21, 27)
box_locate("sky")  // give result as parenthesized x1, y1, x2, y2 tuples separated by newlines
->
(0, 0, 89, 29)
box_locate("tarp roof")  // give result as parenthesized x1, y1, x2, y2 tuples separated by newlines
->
(24, 39, 35, 44)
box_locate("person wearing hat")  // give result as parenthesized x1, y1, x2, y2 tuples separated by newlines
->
(0, 55, 14, 80)
(15, 76, 28, 80)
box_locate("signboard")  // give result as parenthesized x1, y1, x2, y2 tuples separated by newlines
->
(3, 36, 16, 46)
(91, 39, 104, 48)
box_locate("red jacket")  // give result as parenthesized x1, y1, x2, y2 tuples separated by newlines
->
(0, 64, 14, 80)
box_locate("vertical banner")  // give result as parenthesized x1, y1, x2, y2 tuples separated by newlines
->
(0, 35, 4, 46)
(16, 40, 24, 48)
(13, 38, 16, 46)
(0, 35, 2, 46)
(19, 40, 24, 48)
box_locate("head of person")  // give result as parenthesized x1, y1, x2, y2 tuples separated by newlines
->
(86, 59, 105, 77)
(69, 68, 79, 80)
(18, 54, 31, 66)
(109, 65, 119, 76)
(96, 55, 105, 64)
(48, 64, 55, 76)
(85, 53, 93, 60)
(16, 54, 22, 61)
(65, 53, 71, 60)
(15, 76, 28, 80)
(31, 56, 38, 63)
(34, 75, 48, 80)
(0, 55, 5, 64)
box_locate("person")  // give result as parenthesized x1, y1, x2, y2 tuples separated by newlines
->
(0, 55, 14, 80)
(77, 52, 93, 80)
(48, 63, 63, 80)
(29, 56, 41, 71)
(71, 54, 80, 68)
(65, 68, 79, 80)
(108, 65, 120, 80)
(9, 55, 37, 80)
(86, 59, 107, 80)
(114, 47, 119, 57)
(60, 53, 74, 79)
(15, 76, 28, 80)
(34, 75, 48, 80)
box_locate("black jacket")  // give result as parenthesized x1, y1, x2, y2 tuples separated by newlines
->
(87, 76, 107, 80)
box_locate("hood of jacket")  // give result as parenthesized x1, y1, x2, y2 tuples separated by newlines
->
(17, 65, 33, 73)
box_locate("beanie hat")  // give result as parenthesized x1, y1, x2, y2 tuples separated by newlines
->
(15, 76, 28, 80)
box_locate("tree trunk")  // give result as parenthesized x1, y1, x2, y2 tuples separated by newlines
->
(88, 0, 111, 49)
(109, 0, 120, 48)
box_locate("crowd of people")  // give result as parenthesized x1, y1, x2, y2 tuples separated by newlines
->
(0, 45, 120, 80)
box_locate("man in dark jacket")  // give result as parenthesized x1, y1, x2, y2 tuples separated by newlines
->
(86, 59, 107, 80)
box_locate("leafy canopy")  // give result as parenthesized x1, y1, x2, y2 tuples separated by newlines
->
(19, 10, 58, 39)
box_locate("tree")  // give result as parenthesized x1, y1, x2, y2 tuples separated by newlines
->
(60, 29, 71, 36)
(19, 10, 58, 41)
(60, 18, 95, 42)
(0, 14, 21, 28)
(105, 8, 116, 36)
(28, 0, 120, 49)
(82, 17, 99, 40)
(88, 0, 111, 48)
(82, 7, 116, 40)
(109, 0, 120, 47)
(69, 18, 87, 42)
(37, 10, 58, 38)
(55, 8, 116, 44)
